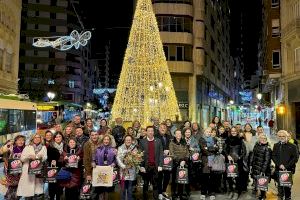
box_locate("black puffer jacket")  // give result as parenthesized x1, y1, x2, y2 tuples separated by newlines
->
(251, 142, 272, 176)
(225, 136, 246, 162)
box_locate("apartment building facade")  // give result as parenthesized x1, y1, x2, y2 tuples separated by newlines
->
(19, 0, 94, 104)
(152, 0, 239, 127)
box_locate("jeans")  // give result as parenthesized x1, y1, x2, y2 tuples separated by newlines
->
(158, 170, 171, 194)
(142, 165, 159, 200)
(48, 182, 63, 200)
(278, 186, 291, 200)
(122, 180, 133, 200)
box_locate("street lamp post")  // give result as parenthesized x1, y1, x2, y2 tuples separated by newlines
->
(47, 92, 55, 102)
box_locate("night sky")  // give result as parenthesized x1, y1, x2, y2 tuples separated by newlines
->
(80, 0, 261, 81)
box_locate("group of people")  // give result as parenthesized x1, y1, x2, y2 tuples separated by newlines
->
(0, 115, 298, 200)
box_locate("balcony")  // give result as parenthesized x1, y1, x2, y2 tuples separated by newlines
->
(153, 2, 193, 17)
(160, 32, 193, 44)
(167, 61, 193, 74)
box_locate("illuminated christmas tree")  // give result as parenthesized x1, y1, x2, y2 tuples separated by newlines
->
(111, 0, 181, 126)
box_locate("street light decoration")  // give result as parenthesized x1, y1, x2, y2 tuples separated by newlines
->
(32, 30, 91, 51)
(277, 104, 286, 115)
(257, 93, 262, 100)
(47, 92, 55, 101)
(111, 0, 181, 126)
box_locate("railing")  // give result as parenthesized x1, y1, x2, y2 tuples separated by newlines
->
(152, 0, 192, 5)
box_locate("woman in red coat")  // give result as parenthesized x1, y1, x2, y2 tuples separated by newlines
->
(59, 138, 83, 200)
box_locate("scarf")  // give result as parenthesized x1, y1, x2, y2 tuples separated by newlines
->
(203, 135, 215, 164)
(13, 146, 24, 154)
(33, 143, 43, 154)
(53, 142, 64, 154)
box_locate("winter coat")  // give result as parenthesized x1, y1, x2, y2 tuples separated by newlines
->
(112, 125, 126, 147)
(75, 135, 89, 149)
(94, 145, 116, 166)
(83, 140, 100, 177)
(225, 136, 246, 162)
(169, 139, 189, 163)
(155, 133, 172, 150)
(272, 142, 299, 174)
(186, 136, 200, 152)
(59, 147, 83, 188)
(251, 142, 272, 177)
(139, 138, 163, 168)
(199, 136, 218, 173)
(117, 144, 137, 181)
(17, 145, 47, 197)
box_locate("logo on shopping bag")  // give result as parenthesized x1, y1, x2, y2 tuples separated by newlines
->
(280, 173, 289, 182)
(47, 169, 57, 178)
(179, 170, 186, 178)
(11, 160, 22, 169)
(164, 157, 172, 165)
(228, 165, 236, 173)
(82, 184, 90, 193)
(68, 155, 77, 163)
(30, 160, 40, 169)
(258, 177, 267, 185)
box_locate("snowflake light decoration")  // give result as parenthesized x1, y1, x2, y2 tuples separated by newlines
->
(32, 30, 91, 51)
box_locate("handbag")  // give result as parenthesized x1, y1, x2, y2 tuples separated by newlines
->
(66, 149, 79, 168)
(256, 173, 269, 191)
(279, 170, 292, 187)
(226, 161, 238, 177)
(45, 162, 58, 183)
(176, 166, 189, 184)
(163, 155, 173, 171)
(56, 168, 71, 180)
(7, 154, 22, 175)
(80, 180, 92, 199)
(211, 154, 226, 172)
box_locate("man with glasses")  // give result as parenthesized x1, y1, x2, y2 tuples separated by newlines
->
(272, 130, 299, 200)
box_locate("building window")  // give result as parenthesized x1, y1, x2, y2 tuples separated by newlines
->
(271, 0, 279, 8)
(295, 48, 300, 72)
(0, 49, 3, 70)
(69, 80, 75, 88)
(272, 50, 280, 68)
(35, 24, 39, 29)
(48, 65, 55, 71)
(5, 53, 12, 73)
(34, 50, 38, 56)
(176, 46, 183, 61)
(34, 64, 38, 69)
(164, 44, 192, 61)
(157, 15, 192, 33)
(35, 11, 39, 16)
(48, 79, 55, 85)
(272, 19, 280, 37)
(163, 46, 169, 59)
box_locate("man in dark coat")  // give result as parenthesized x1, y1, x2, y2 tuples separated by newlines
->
(112, 117, 126, 147)
(139, 126, 164, 200)
(272, 130, 299, 200)
(155, 123, 172, 199)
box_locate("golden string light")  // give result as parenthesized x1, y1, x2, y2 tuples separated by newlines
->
(111, 0, 181, 126)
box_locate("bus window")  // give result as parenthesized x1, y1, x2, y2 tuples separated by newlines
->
(0, 109, 9, 135)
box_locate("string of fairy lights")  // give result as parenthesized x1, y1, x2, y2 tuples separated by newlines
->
(111, 0, 181, 126)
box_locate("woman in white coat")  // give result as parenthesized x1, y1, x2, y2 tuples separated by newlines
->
(117, 135, 138, 200)
(17, 133, 47, 199)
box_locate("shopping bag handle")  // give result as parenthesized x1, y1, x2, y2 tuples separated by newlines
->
(50, 160, 56, 167)
(70, 149, 75, 154)
(229, 160, 235, 164)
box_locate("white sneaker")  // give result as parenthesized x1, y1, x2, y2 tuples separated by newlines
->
(200, 195, 206, 200)
(159, 194, 163, 200)
(210, 195, 216, 200)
